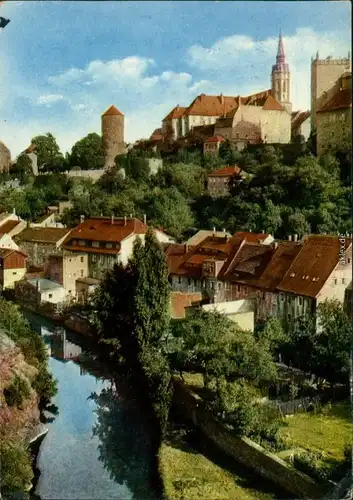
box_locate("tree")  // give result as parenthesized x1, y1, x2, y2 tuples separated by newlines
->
(0, 439, 34, 496)
(219, 139, 240, 165)
(31, 133, 63, 171)
(11, 154, 34, 184)
(131, 230, 171, 348)
(117, 152, 150, 182)
(260, 200, 282, 234)
(171, 309, 277, 388)
(314, 300, 352, 385)
(145, 187, 194, 240)
(70, 133, 105, 170)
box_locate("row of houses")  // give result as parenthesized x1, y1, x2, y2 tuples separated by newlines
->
(0, 209, 351, 331)
(167, 231, 352, 331)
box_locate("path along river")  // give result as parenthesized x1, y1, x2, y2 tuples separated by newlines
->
(23, 309, 156, 500)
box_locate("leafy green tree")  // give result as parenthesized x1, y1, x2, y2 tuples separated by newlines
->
(11, 154, 34, 184)
(31, 133, 63, 171)
(219, 139, 240, 165)
(286, 209, 311, 238)
(117, 152, 150, 182)
(314, 299, 352, 385)
(260, 200, 282, 234)
(144, 187, 194, 240)
(98, 166, 125, 194)
(70, 133, 105, 170)
(152, 162, 205, 199)
(131, 230, 171, 348)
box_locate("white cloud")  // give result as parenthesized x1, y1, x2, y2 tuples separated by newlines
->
(36, 94, 65, 106)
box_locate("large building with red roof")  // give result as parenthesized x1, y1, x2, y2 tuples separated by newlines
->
(160, 33, 292, 146)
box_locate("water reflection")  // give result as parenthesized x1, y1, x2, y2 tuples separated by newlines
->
(89, 387, 155, 500)
(21, 311, 154, 500)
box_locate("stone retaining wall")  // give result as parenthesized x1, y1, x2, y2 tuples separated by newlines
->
(172, 379, 330, 499)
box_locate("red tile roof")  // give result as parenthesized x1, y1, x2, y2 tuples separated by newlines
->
(170, 292, 202, 319)
(223, 243, 274, 283)
(0, 220, 21, 234)
(254, 242, 303, 291)
(317, 88, 352, 113)
(164, 243, 188, 272)
(233, 232, 271, 243)
(185, 95, 240, 117)
(102, 105, 124, 117)
(171, 235, 241, 279)
(15, 227, 71, 244)
(208, 166, 241, 177)
(63, 217, 147, 250)
(163, 106, 187, 121)
(205, 135, 225, 143)
(277, 236, 352, 298)
(262, 95, 284, 111)
(0, 248, 27, 259)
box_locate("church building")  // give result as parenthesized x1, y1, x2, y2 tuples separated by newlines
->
(161, 33, 293, 147)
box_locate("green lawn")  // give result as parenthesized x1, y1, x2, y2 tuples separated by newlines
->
(159, 440, 275, 500)
(279, 401, 352, 464)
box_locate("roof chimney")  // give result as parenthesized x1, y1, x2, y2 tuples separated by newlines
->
(261, 229, 265, 234)
(124, 216, 127, 226)
(111, 214, 114, 225)
(223, 228, 226, 233)
(80, 215, 85, 224)
(274, 242, 278, 250)
(143, 214, 147, 225)
(288, 235, 292, 241)
(130, 213, 133, 219)
(184, 243, 188, 254)
(13, 207, 16, 215)
(294, 234, 298, 242)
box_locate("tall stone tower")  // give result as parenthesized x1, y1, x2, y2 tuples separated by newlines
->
(310, 52, 351, 133)
(271, 32, 291, 113)
(101, 105, 125, 169)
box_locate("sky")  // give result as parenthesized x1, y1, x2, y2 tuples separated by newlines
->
(0, 0, 351, 157)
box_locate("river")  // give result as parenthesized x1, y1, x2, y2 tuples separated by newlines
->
(22, 310, 156, 500)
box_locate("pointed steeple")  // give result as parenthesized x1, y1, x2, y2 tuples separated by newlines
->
(277, 30, 285, 60)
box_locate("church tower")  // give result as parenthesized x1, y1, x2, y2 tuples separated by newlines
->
(271, 32, 291, 113)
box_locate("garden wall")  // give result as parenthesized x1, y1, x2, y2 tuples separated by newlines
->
(172, 378, 330, 499)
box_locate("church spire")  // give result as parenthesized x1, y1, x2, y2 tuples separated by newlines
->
(271, 30, 291, 113)
(277, 30, 285, 61)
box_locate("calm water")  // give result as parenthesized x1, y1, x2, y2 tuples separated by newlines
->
(23, 310, 155, 500)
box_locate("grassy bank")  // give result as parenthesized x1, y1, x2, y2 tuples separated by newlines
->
(279, 401, 352, 463)
(159, 421, 290, 500)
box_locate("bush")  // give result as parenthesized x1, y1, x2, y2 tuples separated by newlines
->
(293, 450, 330, 481)
(32, 366, 58, 403)
(4, 374, 31, 408)
(0, 439, 34, 495)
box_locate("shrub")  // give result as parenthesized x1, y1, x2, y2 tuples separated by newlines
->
(4, 374, 31, 408)
(293, 451, 330, 481)
(32, 367, 58, 403)
(0, 439, 34, 495)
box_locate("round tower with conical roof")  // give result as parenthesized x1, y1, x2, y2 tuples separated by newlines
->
(271, 32, 292, 113)
(101, 105, 125, 168)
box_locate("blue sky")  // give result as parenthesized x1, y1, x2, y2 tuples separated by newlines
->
(0, 1, 351, 156)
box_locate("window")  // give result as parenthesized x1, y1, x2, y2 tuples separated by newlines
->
(237, 285, 240, 292)
(78, 240, 86, 246)
(178, 276, 181, 284)
(342, 278, 346, 285)
(12, 271, 17, 275)
(81, 270, 84, 277)
(92, 241, 100, 248)
(348, 258, 351, 264)
(334, 278, 338, 285)
(218, 282, 221, 290)
(49, 294, 52, 299)
(188, 278, 191, 286)
(92, 255, 97, 263)
(281, 293, 284, 302)
(299, 297, 302, 305)
(80, 256, 84, 263)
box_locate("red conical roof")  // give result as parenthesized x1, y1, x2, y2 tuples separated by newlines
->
(102, 105, 124, 117)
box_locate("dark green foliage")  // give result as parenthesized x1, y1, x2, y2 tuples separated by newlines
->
(93, 228, 172, 434)
(0, 439, 34, 496)
(31, 133, 64, 172)
(70, 133, 105, 170)
(281, 300, 352, 385)
(116, 151, 151, 182)
(4, 374, 31, 408)
(11, 154, 34, 184)
(0, 299, 57, 401)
